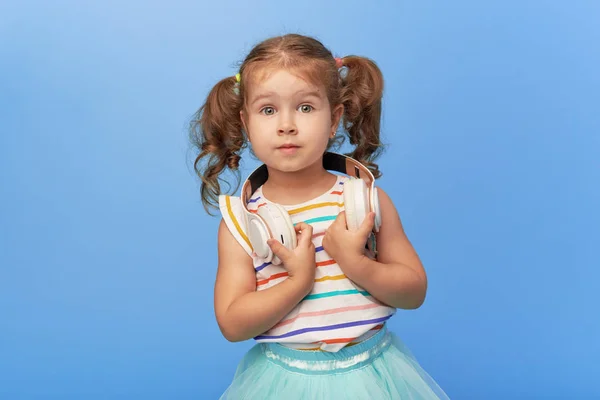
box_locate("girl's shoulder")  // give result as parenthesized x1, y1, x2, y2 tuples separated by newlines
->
(218, 195, 253, 257)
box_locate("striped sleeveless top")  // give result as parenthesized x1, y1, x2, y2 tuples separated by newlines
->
(218, 175, 396, 352)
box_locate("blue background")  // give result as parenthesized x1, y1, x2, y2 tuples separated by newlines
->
(1, 0, 598, 398)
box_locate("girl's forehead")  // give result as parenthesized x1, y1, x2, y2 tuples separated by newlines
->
(245, 67, 325, 96)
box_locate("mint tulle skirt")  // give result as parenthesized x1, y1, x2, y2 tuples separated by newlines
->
(219, 326, 449, 399)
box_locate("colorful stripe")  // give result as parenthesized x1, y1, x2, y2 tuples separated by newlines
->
(255, 246, 325, 274)
(296, 215, 337, 225)
(304, 289, 370, 300)
(255, 315, 392, 340)
(225, 196, 252, 250)
(249, 203, 267, 213)
(291, 324, 384, 351)
(247, 197, 261, 203)
(288, 202, 344, 215)
(371, 323, 385, 331)
(335, 325, 384, 346)
(314, 273, 346, 282)
(257, 272, 346, 288)
(316, 259, 336, 267)
(255, 261, 271, 272)
(256, 247, 330, 286)
(273, 303, 380, 329)
(320, 337, 355, 344)
(296, 346, 322, 351)
(256, 272, 289, 286)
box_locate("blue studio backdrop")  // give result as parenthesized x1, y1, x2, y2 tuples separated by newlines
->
(1, 1, 598, 398)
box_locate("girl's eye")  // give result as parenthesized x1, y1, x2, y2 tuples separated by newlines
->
(299, 104, 313, 113)
(261, 107, 275, 115)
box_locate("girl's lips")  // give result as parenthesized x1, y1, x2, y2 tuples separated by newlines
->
(278, 145, 300, 155)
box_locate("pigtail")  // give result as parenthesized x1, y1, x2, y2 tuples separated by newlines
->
(339, 56, 385, 179)
(189, 75, 246, 214)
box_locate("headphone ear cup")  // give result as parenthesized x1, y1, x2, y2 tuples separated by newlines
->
(256, 203, 296, 266)
(372, 187, 382, 232)
(344, 179, 369, 231)
(268, 203, 297, 266)
(246, 214, 274, 262)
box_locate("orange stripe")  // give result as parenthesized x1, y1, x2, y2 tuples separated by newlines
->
(249, 203, 267, 213)
(256, 272, 288, 286)
(321, 337, 355, 344)
(344, 326, 385, 347)
(316, 259, 336, 267)
(285, 324, 386, 351)
(321, 326, 383, 345)
(330, 190, 343, 195)
(257, 273, 346, 287)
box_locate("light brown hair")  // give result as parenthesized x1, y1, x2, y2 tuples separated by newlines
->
(189, 34, 385, 214)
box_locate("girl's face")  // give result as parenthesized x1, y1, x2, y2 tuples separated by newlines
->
(241, 68, 343, 174)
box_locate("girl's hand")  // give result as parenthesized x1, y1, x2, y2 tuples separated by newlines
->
(322, 211, 375, 277)
(267, 222, 316, 291)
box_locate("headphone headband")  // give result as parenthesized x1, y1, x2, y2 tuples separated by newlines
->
(240, 153, 375, 212)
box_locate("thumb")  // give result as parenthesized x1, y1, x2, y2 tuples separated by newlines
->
(335, 211, 347, 227)
(359, 212, 376, 237)
(267, 239, 291, 262)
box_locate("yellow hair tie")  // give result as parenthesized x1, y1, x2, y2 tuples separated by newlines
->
(233, 73, 241, 95)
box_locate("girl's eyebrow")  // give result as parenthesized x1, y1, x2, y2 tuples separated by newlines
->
(249, 91, 277, 106)
(296, 90, 322, 99)
(249, 90, 322, 106)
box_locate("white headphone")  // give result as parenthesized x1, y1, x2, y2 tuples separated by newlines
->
(240, 152, 382, 266)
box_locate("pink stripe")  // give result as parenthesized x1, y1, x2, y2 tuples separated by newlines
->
(273, 303, 380, 329)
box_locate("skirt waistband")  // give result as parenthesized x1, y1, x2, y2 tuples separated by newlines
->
(260, 326, 392, 374)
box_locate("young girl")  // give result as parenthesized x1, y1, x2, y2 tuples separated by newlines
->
(190, 33, 449, 399)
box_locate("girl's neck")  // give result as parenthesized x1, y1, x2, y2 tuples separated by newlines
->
(261, 159, 336, 205)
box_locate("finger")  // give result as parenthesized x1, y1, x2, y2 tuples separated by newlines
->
(336, 211, 346, 227)
(267, 239, 291, 262)
(294, 222, 313, 246)
(328, 211, 345, 231)
(359, 212, 376, 236)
